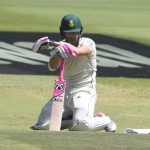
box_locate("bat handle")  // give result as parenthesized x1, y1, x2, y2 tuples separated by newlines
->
(59, 59, 65, 81)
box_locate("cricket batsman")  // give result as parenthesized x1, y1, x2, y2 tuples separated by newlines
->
(31, 14, 117, 132)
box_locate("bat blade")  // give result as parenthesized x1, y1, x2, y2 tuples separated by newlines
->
(49, 79, 66, 131)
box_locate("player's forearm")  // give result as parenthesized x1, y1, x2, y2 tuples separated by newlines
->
(48, 54, 61, 71)
(72, 45, 91, 56)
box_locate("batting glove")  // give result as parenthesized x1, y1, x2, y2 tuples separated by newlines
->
(32, 36, 50, 53)
(57, 47, 69, 58)
(49, 48, 58, 58)
(57, 43, 76, 58)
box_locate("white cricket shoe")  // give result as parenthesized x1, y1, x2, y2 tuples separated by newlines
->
(105, 121, 117, 132)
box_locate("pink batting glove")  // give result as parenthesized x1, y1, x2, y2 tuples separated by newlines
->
(61, 43, 77, 58)
(32, 36, 50, 53)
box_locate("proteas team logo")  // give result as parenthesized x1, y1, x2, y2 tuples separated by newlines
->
(68, 20, 75, 28)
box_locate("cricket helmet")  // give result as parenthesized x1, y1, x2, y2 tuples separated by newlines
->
(60, 14, 83, 36)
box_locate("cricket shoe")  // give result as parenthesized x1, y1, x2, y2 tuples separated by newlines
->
(30, 124, 42, 130)
(30, 123, 49, 130)
(105, 121, 117, 132)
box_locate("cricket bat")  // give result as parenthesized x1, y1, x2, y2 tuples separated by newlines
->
(49, 58, 66, 131)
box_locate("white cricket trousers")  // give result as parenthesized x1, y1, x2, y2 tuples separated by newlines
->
(35, 85, 111, 131)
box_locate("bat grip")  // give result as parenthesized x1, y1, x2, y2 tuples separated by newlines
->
(59, 59, 65, 80)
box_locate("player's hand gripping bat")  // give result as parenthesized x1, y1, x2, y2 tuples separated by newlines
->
(32, 36, 55, 55)
(32, 37, 77, 58)
(49, 58, 66, 131)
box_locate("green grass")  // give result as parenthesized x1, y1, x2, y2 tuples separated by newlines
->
(0, 0, 150, 45)
(0, 1, 150, 149)
(0, 131, 150, 150)
(96, 78, 150, 132)
(0, 74, 150, 150)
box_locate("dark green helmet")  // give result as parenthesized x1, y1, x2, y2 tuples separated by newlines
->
(60, 14, 83, 35)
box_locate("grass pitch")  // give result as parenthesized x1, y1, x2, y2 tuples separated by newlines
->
(0, 1, 150, 149)
(0, 131, 150, 150)
(0, 0, 150, 46)
(0, 74, 150, 150)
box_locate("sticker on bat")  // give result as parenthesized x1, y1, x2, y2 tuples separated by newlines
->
(53, 80, 66, 97)
(55, 83, 65, 90)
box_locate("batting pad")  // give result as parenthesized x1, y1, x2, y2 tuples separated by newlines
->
(124, 128, 150, 134)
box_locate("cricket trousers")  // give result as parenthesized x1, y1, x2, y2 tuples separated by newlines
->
(35, 85, 112, 131)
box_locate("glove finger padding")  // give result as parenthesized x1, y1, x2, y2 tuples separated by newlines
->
(32, 36, 50, 53)
(59, 43, 77, 58)
(57, 47, 69, 58)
